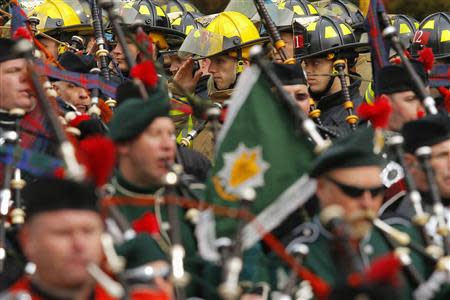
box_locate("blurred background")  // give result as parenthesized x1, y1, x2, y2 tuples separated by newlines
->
(191, 0, 450, 20)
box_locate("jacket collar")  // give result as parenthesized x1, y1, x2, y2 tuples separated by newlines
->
(316, 77, 362, 111)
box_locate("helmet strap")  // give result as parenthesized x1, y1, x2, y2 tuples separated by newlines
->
(308, 53, 338, 99)
(236, 47, 244, 73)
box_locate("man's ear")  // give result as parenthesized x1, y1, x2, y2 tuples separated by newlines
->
(18, 224, 32, 259)
(116, 142, 130, 156)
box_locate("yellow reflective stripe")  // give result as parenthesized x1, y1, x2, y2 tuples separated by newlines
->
(170, 110, 185, 116)
(364, 82, 375, 105)
(399, 23, 411, 34)
(176, 115, 194, 145)
(185, 25, 194, 35)
(123, 2, 132, 8)
(172, 17, 182, 26)
(139, 5, 150, 15)
(185, 4, 196, 12)
(340, 23, 352, 35)
(293, 5, 305, 16)
(324, 26, 338, 38)
(422, 20, 435, 30)
(156, 6, 165, 16)
(278, 2, 286, 9)
(306, 21, 317, 31)
(414, 22, 419, 29)
(441, 29, 450, 42)
(308, 4, 318, 14)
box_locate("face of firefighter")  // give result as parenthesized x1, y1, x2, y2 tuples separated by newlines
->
(386, 90, 424, 132)
(208, 55, 247, 91)
(0, 58, 36, 111)
(117, 117, 177, 187)
(53, 81, 91, 113)
(167, 53, 187, 76)
(302, 57, 345, 96)
(20, 210, 104, 290)
(111, 40, 139, 72)
(39, 37, 59, 60)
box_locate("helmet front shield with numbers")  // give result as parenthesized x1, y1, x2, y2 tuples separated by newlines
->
(292, 15, 370, 60)
(410, 12, 450, 60)
(178, 28, 241, 59)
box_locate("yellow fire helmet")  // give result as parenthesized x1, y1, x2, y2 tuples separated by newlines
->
(179, 11, 268, 63)
(114, 0, 184, 49)
(29, 0, 92, 35)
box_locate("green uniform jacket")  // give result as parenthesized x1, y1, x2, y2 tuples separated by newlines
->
(109, 171, 219, 298)
(268, 216, 429, 300)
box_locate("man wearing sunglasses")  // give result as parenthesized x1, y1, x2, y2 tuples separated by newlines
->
(281, 128, 428, 299)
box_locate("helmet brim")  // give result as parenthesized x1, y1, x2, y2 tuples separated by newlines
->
(203, 36, 270, 59)
(297, 41, 370, 59)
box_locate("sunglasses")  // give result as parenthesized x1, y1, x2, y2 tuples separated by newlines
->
(324, 175, 385, 198)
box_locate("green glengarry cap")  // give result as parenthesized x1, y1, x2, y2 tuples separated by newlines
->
(309, 128, 383, 177)
(108, 92, 170, 142)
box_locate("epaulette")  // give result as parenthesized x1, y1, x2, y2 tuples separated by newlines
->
(286, 222, 320, 251)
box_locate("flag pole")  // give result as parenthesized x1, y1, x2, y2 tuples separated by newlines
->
(249, 45, 330, 153)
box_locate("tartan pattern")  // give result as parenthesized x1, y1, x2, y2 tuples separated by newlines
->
(9, 0, 32, 38)
(0, 144, 63, 177)
(10, 0, 28, 33)
(35, 61, 119, 98)
(429, 64, 450, 88)
(364, 0, 390, 96)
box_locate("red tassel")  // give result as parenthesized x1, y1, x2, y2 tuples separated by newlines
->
(390, 50, 412, 64)
(438, 87, 450, 113)
(417, 47, 434, 73)
(78, 136, 117, 187)
(69, 114, 91, 128)
(132, 212, 160, 236)
(404, 50, 412, 59)
(365, 253, 401, 287)
(357, 95, 392, 129)
(130, 60, 158, 88)
(97, 99, 113, 123)
(12, 27, 33, 42)
(390, 56, 402, 65)
(417, 109, 426, 118)
(53, 167, 66, 179)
